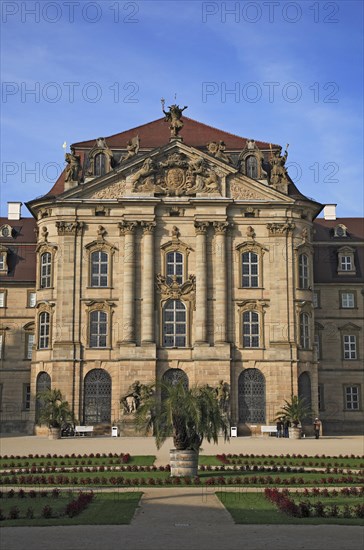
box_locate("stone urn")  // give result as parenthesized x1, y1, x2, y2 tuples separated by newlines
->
(288, 425, 302, 439)
(170, 449, 198, 477)
(48, 427, 61, 440)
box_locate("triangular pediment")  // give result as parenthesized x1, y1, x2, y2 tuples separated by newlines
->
(52, 140, 294, 204)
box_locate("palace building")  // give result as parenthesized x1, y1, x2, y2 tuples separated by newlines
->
(0, 110, 363, 436)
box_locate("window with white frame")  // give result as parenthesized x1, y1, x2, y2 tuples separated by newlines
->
(22, 383, 31, 410)
(0, 254, 6, 271)
(38, 312, 50, 349)
(299, 254, 309, 289)
(341, 292, 355, 308)
(162, 300, 186, 347)
(166, 252, 184, 285)
(300, 313, 310, 349)
(242, 310, 260, 348)
(26, 333, 35, 359)
(345, 386, 360, 410)
(0, 291, 6, 308)
(242, 252, 259, 288)
(40, 252, 52, 288)
(341, 256, 352, 271)
(91, 251, 108, 287)
(343, 335, 357, 359)
(89, 310, 108, 348)
(27, 291, 36, 308)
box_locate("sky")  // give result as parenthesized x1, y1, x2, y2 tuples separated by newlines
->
(1, 0, 363, 218)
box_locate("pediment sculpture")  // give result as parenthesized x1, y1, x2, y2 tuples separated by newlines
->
(156, 273, 196, 302)
(131, 152, 221, 196)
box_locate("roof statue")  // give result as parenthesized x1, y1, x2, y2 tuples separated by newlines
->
(268, 144, 289, 187)
(64, 146, 81, 183)
(161, 99, 188, 139)
(122, 135, 140, 161)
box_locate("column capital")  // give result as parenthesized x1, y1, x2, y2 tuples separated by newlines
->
(141, 221, 156, 235)
(118, 221, 138, 235)
(194, 221, 209, 235)
(213, 221, 230, 234)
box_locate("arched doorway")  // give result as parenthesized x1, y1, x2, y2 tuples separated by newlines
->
(298, 372, 312, 425)
(238, 369, 266, 423)
(84, 369, 111, 424)
(35, 372, 51, 423)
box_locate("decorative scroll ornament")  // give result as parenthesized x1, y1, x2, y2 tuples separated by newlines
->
(141, 221, 156, 234)
(56, 221, 84, 235)
(91, 180, 126, 199)
(131, 152, 221, 196)
(230, 181, 262, 200)
(267, 222, 295, 235)
(213, 221, 230, 234)
(156, 274, 196, 302)
(118, 221, 138, 235)
(195, 221, 209, 234)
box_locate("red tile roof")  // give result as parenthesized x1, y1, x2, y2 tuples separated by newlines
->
(0, 218, 37, 283)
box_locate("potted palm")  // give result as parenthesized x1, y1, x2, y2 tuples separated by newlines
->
(37, 388, 73, 439)
(135, 380, 230, 477)
(275, 395, 312, 439)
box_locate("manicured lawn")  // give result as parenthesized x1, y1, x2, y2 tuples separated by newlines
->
(0, 455, 155, 468)
(0, 491, 142, 526)
(216, 492, 364, 526)
(201, 455, 364, 469)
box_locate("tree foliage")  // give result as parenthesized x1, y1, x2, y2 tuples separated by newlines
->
(275, 395, 312, 426)
(37, 389, 73, 428)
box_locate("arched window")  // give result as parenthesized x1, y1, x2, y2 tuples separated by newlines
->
(242, 252, 259, 287)
(166, 251, 184, 284)
(40, 252, 52, 288)
(298, 253, 309, 289)
(246, 156, 258, 179)
(84, 369, 111, 424)
(298, 372, 312, 426)
(300, 313, 310, 349)
(238, 369, 265, 423)
(162, 300, 186, 347)
(94, 153, 106, 176)
(242, 311, 260, 348)
(91, 251, 108, 287)
(36, 371, 51, 423)
(38, 312, 50, 349)
(162, 368, 188, 389)
(89, 310, 107, 348)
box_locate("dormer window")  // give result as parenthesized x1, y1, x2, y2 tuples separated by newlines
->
(337, 246, 356, 275)
(94, 153, 106, 177)
(334, 224, 347, 238)
(246, 156, 258, 179)
(0, 245, 8, 274)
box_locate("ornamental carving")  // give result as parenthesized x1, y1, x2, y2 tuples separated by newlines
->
(213, 221, 230, 234)
(230, 182, 262, 200)
(118, 221, 138, 235)
(156, 274, 196, 303)
(267, 222, 295, 236)
(91, 180, 126, 199)
(56, 221, 84, 235)
(131, 152, 221, 196)
(206, 141, 233, 164)
(141, 221, 156, 234)
(195, 221, 209, 234)
(237, 300, 268, 313)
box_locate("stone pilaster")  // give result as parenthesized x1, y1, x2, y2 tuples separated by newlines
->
(213, 222, 229, 344)
(141, 222, 156, 343)
(194, 221, 209, 344)
(119, 221, 137, 344)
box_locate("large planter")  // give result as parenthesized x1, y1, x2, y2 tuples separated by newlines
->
(288, 426, 302, 440)
(48, 427, 61, 440)
(170, 449, 198, 477)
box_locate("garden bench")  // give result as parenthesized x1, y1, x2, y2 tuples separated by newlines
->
(75, 425, 93, 437)
(261, 425, 277, 436)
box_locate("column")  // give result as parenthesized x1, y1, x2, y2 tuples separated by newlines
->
(141, 222, 156, 343)
(194, 221, 209, 344)
(213, 221, 229, 344)
(120, 221, 137, 344)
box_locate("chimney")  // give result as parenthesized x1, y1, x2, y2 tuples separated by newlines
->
(7, 202, 22, 220)
(323, 204, 336, 220)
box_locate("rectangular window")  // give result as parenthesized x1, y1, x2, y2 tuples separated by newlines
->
(341, 256, 352, 271)
(300, 313, 310, 349)
(314, 333, 321, 360)
(242, 311, 260, 348)
(242, 252, 259, 288)
(341, 292, 355, 308)
(318, 385, 325, 411)
(343, 335, 357, 360)
(90, 310, 107, 348)
(166, 252, 184, 285)
(0, 334, 3, 359)
(40, 253, 52, 288)
(299, 254, 309, 289)
(38, 312, 50, 349)
(345, 386, 360, 410)
(26, 334, 35, 360)
(27, 291, 36, 308)
(0, 255, 6, 271)
(91, 251, 108, 287)
(313, 291, 320, 308)
(0, 291, 5, 308)
(23, 383, 31, 410)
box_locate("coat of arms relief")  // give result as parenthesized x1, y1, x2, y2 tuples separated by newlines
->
(130, 152, 221, 196)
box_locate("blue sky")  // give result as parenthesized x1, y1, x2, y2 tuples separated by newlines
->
(1, 0, 363, 218)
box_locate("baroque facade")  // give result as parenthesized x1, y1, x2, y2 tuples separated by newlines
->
(0, 111, 363, 435)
